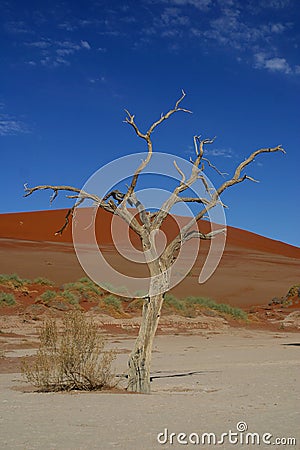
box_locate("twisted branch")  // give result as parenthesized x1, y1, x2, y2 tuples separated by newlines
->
(162, 144, 285, 262)
(24, 184, 142, 235)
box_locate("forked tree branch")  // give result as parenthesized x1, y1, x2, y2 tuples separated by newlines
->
(153, 136, 216, 229)
(162, 144, 285, 263)
(24, 184, 143, 236)
(122, 90, 191, 207)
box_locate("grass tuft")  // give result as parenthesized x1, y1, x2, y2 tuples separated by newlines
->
(103, 295, 123, 312)
(184, 296, 248, 320)
(61, 291, 80, 305)
(33, 277, 55, 286)
(39, 290, 57, 303)
(0, 292, 16, 306)
(0, 273, 29, 288)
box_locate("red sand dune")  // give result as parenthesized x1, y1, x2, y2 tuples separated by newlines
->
(0, 209, 299, 307)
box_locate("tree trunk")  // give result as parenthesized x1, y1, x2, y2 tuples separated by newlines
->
(127, 292, 164, 393)
(127, 257, 168, 393)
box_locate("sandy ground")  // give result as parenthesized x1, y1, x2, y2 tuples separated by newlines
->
(1, 327, 299, 449)
(0, 238, 299, 308)
(1, 209, 299, 448)
(1, 209, 300, 307)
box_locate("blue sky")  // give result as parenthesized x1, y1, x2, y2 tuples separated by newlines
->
(0, 0, 299, 246)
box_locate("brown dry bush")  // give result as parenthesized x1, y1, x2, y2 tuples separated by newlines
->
(22, 311, 117, 391)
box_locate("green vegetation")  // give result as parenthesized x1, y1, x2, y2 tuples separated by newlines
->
(101, 281, 130, 297)
(184, 296, 248, 320)
(164, 294, 186, 312)
(39, 290, 57, 303)
(33, 277, 55, 286)
(287, 284, 300, 298)
(161, 294, 247, 320)
(61, 291, 80, 305)
(0, 292, 16, 306)
(0, 273, 30, 288)
(0, 273, 247, 320)
(63, 278, 102, 298)
(103, 295, 123, 312)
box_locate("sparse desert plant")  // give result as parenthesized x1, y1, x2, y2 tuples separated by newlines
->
(0, 292, 16, 306)
(61, 290, 80, 305)
(33, 277, 55, 286)
(127, 298, 144, 312)
(103, 295, 123, 313)
(184, 296, 247, 320)
(101, 281, 130, 297)
(163, 294, 186, 312)
(22, 311, 117, 391)
(39, 290, 57, 303)
(63, 279, 102, 299)
(0, 273, 29, 288)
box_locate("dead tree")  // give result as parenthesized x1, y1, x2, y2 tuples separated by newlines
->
(24, 91, 285, 393)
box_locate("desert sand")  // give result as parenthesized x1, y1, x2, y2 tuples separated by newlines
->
(1, 209, 300, 307)
(0, 324, 299, 449)
(0, 209, 299, 449)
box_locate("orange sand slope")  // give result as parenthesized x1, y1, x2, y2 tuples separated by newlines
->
(0, 209, 299, 307)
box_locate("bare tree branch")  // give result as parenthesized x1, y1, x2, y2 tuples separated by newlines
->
(173, 160, 186, 185)
(217, 145, 285, 196)
(55, 198, 85, 235)
(175, 196, 210, 205)
(24, 184, 143, 236)
(147, 90, 192, 135)
(162, 144, 285, 263)
(122, 91, 191, 205)
(153, 136, 216, 229)
(181, 228, 226, 244)
(129, 192, 150, 228)
(202, 157, 228, 176)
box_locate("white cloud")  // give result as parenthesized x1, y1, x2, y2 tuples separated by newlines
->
(163, 0, 212, 9)
(0, 107, 29, 136)
(201, 7, 272, 51)
(58, 22, 77, 31)
(264, 57, 291, 73)
(56, 40, 82, 50)
(205, 148, 234, 158)
(89, 76, 106, 83)
(260, 0, 290, 8)
(270, 23, 286, 33)
(23, 38, 92, 67)
(81, 40, 91, 49)
(24, 40, 52, 48)
(4, 20, 33, 34)
(56, 48, 75, 56)
(161, 7, 190, 26)
(254, 52, 292, 74)
(41, 55, 69, 67)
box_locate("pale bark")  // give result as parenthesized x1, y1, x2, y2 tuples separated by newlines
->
(127, 292, 164, 393)
(127, 259, 167, 393)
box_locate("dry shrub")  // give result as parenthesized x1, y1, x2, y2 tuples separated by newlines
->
(22, 311, 116, 391)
